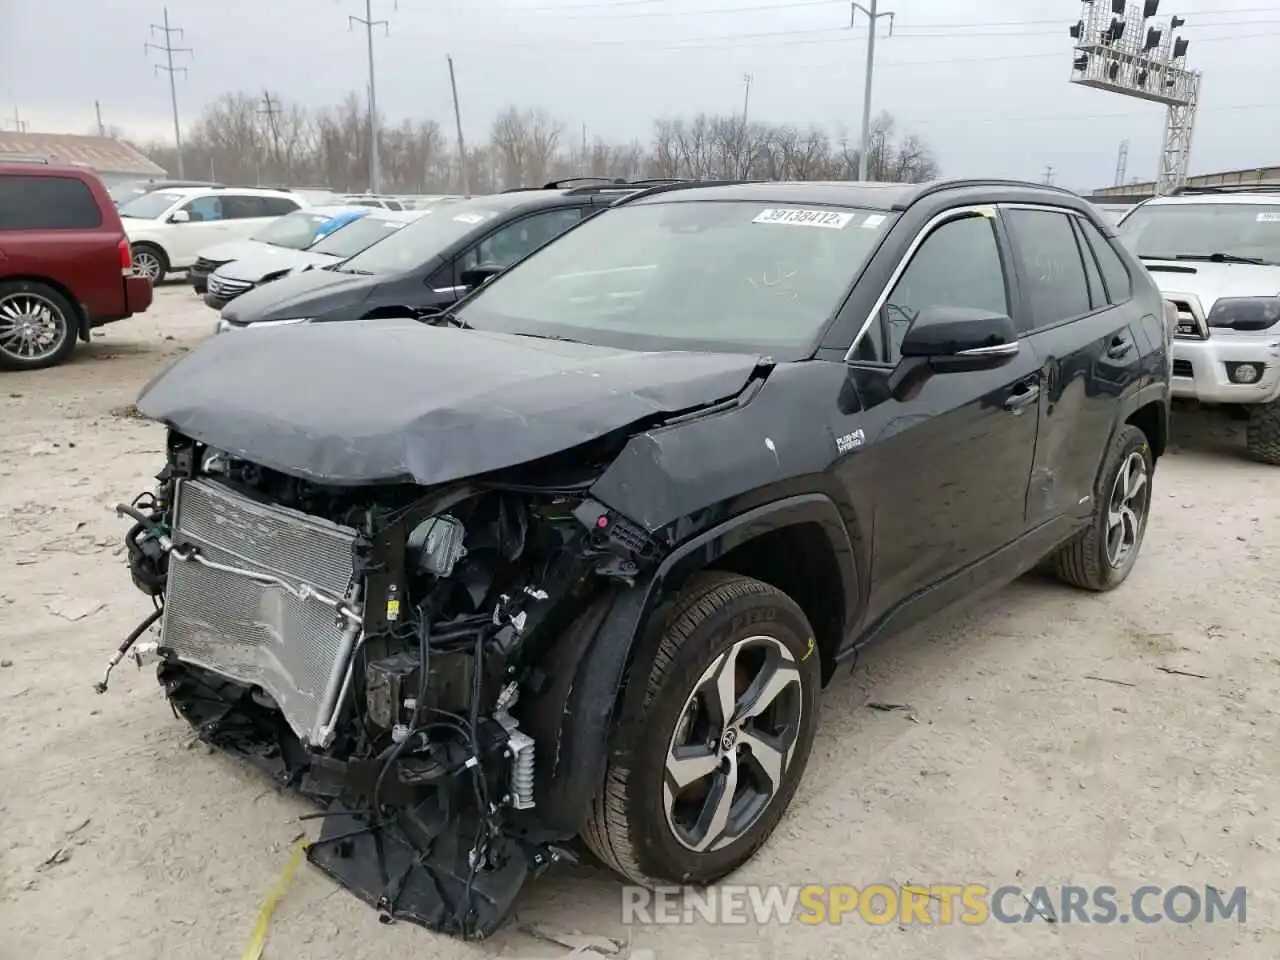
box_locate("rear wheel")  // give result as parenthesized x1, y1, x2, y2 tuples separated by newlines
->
(131, 244, 168, 283)
(583, 572, 820, 886)
(0, 281, 79, 371)
(1245, 400, 1280, 465)
(1048, 424, 1153, 591)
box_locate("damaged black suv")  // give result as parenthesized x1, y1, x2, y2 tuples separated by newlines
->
(107, 179, 1171, 939)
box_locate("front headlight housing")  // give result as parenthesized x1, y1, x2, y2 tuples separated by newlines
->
(1206, 296, 1280, 332)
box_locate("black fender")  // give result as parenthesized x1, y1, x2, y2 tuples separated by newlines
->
(516, 492, 856, 842)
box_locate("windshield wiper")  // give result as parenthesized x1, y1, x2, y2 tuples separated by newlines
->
(335, 266, 375, 275)
(431, 312, 472, 329)
(1172, 252, 1270, 265)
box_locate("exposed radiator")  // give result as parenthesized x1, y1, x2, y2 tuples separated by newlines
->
(160, 478, 361, 745)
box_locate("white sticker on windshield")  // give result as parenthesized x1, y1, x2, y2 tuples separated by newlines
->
(1256, 212, 1280, 222)
(453, 212, 492, 224)
(862, 214, 887, 228)
(753, 208, 854, 229)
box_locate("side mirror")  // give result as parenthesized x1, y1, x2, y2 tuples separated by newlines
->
(887, 306, 1020, 402)
(459, 265, 503, 290)
(168, 209, 191, 224)
(899, 306, 1020, 373)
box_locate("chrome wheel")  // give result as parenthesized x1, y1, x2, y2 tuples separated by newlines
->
(663, 634, 803, 853)
(132, 249, 162, 281)
(1105, 450, 1149, 568)
(0, 292, 69, 363)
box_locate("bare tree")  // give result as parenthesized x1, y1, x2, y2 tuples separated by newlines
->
(127, 90, 941, 193)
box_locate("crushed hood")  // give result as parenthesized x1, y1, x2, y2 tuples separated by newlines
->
(1143, 259, 1280, 313)
(220, 267, 374, 324)
(136, 317, 764, 485)
(193, 238, 276, 264)
(217, 247, 336, 283)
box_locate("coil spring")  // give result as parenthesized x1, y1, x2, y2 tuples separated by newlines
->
(512, 741, 535, 807)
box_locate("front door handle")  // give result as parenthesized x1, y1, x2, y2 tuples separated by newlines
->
(1004, 382, 1040, 412)
(1107, 336, 1134, 360)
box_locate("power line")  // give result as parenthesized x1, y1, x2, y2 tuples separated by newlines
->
(395, 21, 1280, 52)
(349, 0, 394, 193)
(144, 7, 192, 178)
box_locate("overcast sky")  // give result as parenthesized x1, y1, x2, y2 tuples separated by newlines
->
(1, 0, 1277, 190)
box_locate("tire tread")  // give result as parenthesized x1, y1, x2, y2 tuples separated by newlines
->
(582, 572, 787, 886)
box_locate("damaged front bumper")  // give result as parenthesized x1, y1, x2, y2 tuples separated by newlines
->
(100, 438, 662, 939)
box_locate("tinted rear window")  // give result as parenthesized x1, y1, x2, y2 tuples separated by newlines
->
(0, 174, 104, 230)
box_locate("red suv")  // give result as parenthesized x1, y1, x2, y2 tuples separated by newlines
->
(0, 159, 154, 370)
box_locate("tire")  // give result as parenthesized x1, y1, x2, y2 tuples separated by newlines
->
(131, 244, 168, 283)
(1048, 424, 1153, 592)
(1245, 400, 1280, 465)
(0, 280, 79, 371)
(582, 571, 821, 887)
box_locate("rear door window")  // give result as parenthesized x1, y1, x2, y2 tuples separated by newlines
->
(0, 175, 104, 230)
(222, 195, 269, 219)
(1003, 208, 1093, 333)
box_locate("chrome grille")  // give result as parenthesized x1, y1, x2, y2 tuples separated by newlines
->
(160, 478, 360, 744)
(207, 274, 253, 299)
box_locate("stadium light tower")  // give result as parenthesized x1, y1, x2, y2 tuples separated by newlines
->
(1069, 0, 1201, 194)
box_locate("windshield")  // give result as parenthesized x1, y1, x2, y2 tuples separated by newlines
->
(251, 210, 339, 249)
(338, 201, 503, 275)
(1118, 202, 1280, 265)
(117, 191, 185, 219)
(454, 200, 894, 358)
(309, 215, 412, 258)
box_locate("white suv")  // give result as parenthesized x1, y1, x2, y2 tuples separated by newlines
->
(1116, 187, 1280, 463)
(117, 186, 304, 282)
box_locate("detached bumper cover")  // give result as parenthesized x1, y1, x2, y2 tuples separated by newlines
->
(1171, 333, 1280, 403)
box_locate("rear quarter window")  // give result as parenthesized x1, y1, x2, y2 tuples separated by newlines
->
(0, 174, 104, 230)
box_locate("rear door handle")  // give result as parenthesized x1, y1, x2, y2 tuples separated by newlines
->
(1004, 381, 1040, 412)
(1107, 336, 1134, 360)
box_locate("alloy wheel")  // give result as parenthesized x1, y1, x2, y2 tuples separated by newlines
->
(0, 292, 69, 363)
(133, 250, 162, 281)
(663, 634, 804, 853)
(1105, 450, 1149, 568)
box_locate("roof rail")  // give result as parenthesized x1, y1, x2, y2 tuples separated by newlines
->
(0, 153, 51, 165)
(609, 179, 764, 206)
(1170, 183, 1280, 196)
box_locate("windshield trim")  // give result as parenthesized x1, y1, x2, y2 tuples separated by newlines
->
(451, 198, 898, 363)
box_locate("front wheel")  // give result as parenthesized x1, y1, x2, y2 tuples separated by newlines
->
(1048, 424, 1154, 591)
(583, 572, 820, 886)
(1245, 399, 1280, 465)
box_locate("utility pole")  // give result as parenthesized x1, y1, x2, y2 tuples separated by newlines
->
(1114, 139, 1130, 187)
(5, 107, 28, 133)
(94, 101, 105, 137)
(581, 122, 588, 176)
(446, 55, 469, 197)
(1043, 164, 1055, 186)
(145, 7, 192, 178)
(349, 0, 391, 194)
(741, 73, 753, 127)
(258, 91, 283, 181)
(850, 0, 894, 181)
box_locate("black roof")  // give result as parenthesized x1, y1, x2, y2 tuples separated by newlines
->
(624, 177, 1085, 213)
